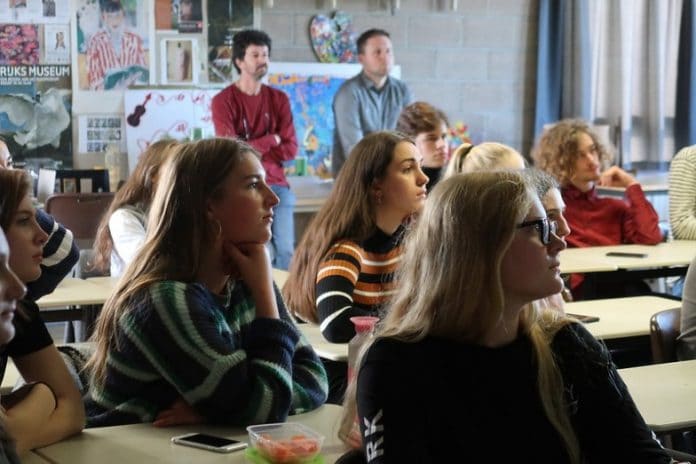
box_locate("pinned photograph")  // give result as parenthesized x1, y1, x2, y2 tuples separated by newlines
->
(160, 38, 197, 85)
(177, 0, 202, 33)
(44, 24, 70, 64)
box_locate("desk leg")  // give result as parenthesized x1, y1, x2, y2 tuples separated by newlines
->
(63, 321, 75, 343)
(77, 305, 100, 342)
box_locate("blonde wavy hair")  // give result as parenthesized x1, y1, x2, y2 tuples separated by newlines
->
(340, 171, 580, 463)
(444, 142, 525, 178)
(531, 119, 613, 185)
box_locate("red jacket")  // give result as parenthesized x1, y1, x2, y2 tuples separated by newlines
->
(211, 84, 298, 187)
(563, 183, 662, 292)
(562, 183, 662, 248)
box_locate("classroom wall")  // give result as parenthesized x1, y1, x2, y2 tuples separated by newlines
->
(261, 0, 539, 155)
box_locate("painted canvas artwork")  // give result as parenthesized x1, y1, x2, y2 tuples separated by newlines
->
(267, 73, 345, 178)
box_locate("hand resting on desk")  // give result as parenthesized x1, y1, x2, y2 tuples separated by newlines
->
(153, 397, 204, 428)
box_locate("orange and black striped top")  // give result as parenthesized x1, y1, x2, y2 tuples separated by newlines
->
(315, 226, 405, 343)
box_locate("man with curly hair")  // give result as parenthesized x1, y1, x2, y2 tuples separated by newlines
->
(532, 119, 662, 296)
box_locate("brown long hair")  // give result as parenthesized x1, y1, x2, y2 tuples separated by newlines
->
(282, 131, 413, 323)
(92, 140, 178, 272)
(341, 171, 580, 463)
(0, 169, 32, 230)
(87, 138, 254, 386)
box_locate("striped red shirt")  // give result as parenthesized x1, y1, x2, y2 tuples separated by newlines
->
(86, 30, 146, 90)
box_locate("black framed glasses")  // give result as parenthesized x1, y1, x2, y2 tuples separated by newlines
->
(516, 217, 558, 245)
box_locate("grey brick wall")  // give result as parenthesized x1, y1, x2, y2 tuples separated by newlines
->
(261, 0, 539, 155)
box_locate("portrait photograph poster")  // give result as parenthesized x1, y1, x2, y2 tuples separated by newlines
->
(160, 38, 197, 85)
(44, 23, 70, 64)
(75, 0, 153, 91)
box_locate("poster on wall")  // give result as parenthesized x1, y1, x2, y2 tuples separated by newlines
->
(0, 0, 70, 23)
(0, 23, 39, 65)
(207, 0, 253, 83)
(160, 38, 197, 85)
(0, 22, 72, 166)
(75, 0, 151, 91)
(43, 24, 69, 64)
(154, 0, 176, 30)
(177, 0, 202, 33)
(154, 0, 200, 32)
(78, 114, 125, 153)
(123, 89, 218, 172)
(0, 69, 72, 166)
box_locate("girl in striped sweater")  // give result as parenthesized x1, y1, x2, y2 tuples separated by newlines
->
(284, 131, 429, 344)
(86, 138, 327, 427)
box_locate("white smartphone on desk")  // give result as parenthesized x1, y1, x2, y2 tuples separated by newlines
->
(171, 433, 247, 453)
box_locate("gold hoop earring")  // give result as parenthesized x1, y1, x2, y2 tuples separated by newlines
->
(212, 219, 222, 240)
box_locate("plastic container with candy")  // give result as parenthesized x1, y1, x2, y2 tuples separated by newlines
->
(246, 422, 324, 463)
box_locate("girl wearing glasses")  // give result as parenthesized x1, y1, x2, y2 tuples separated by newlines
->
(0, 169, 85, 455)
(346, 171, 670, 463)
(443, 142, 572, 310)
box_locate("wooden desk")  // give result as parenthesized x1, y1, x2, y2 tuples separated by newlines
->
(619, 359, 696, 433)
(296, 296, 679, 361)
(34, 404, 348, 464)
(299, 324, 348, 362)
(88, 273, 290, 292)
(567, 296, 681, 340)
(36, 278, 111, 310)
(597, 183, 669, 196)
(272, 269, 289, 288)
(560, 240, 696, 275)
(85, 276, 118, 289)
(25, 452, 50, 463)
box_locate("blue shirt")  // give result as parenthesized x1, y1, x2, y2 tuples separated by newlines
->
(332, 72, 412, 176)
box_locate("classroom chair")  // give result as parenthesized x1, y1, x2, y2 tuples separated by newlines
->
(45, 193, 114, 342)
(45, 192, 114, 250)
(649, 307, 681, 364)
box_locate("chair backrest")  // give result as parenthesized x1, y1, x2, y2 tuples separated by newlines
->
(53, 169, 110, 193)
(36, 168, 57, 204)
(649, 307, 682, 364)
(45, 192, 115, 249)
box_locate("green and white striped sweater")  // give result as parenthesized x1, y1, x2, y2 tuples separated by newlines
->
(86, 280, 328, 427)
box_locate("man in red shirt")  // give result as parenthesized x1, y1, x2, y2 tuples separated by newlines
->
(533, 119, 662, 297)
(211, 29, 298, 270)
